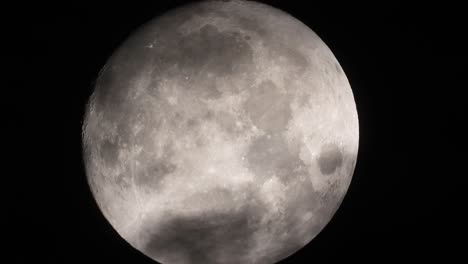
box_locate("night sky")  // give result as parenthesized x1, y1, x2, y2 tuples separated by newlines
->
(7, 1, 465, 263)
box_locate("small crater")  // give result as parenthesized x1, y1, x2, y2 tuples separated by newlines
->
(317, 143, 343, 175)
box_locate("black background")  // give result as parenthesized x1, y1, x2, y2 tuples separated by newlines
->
(7, 1, 466, 263)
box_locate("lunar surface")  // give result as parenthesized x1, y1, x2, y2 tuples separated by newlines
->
(82, 1, 359, 263)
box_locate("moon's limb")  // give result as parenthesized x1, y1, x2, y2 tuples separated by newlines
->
(82, 1, 359, 263)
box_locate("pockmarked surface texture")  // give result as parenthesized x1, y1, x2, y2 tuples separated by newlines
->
(82, 1, 359, 263)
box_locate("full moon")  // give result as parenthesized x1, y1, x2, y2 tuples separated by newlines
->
(82, 1, 359, 263)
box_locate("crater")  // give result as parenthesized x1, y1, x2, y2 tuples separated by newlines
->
(317, 143, 343, 175)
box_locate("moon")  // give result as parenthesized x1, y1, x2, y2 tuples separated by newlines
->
(82, 1, 359, 263)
